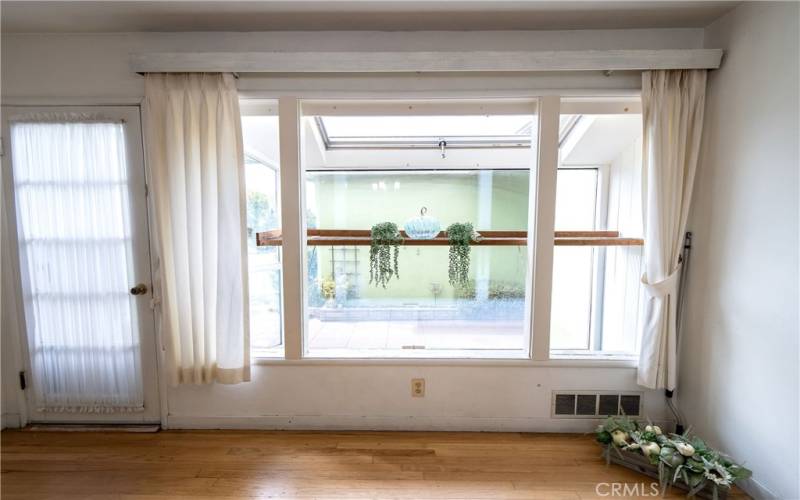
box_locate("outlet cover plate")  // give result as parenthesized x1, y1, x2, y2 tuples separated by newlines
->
(411, 378, 425, 397)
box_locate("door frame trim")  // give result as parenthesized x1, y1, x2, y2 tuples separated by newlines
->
(1, 103, 165, 427)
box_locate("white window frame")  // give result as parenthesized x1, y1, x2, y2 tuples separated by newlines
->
(254, 93, 640, 366)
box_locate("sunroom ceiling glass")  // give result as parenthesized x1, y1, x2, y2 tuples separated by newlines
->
(317, 115, 534, 149)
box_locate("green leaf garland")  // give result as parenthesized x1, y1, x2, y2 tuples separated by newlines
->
(596, 416, 752, 497)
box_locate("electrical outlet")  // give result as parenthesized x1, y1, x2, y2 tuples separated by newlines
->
(411, 378, 425, 397)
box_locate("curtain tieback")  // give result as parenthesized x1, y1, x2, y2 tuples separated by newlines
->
(641, 265, 681, 299)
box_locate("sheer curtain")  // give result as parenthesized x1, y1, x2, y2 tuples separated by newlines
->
(638, 70, 707, 390)
(10, 117, 145, 412)
(144, 73, 250, 385)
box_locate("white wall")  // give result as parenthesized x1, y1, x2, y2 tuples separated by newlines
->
(167, 364, 667, 431)
(0, 28, 705, 431)
(680, 3, 800, 498)
(1, 29, 704, 100)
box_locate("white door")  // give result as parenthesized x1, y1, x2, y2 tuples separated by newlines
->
(2, 106, 160, 423)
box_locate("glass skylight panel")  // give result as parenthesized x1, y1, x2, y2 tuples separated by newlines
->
(318, 115, 534, 148)
(317, 115, 583, 150)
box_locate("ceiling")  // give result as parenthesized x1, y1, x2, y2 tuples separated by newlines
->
(1, 1, 740, 33)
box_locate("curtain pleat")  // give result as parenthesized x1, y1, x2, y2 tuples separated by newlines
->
(144, 73, 249, 385)
(637, 70, 707, 390)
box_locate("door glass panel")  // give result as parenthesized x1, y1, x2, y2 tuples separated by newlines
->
(10, 120, 144, 412)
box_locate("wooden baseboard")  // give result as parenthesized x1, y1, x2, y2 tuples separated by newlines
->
(1, 413, 21, 430)
(24, 424, 160, 432)
(166, 414, 674, 433)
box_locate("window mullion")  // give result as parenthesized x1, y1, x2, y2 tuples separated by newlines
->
(278, 96, 304, 360)
(530, 95, 560, 361)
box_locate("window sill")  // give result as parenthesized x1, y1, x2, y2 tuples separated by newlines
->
(250, 355, 638, 368)
(303, 348, 529, 360)
(549, 350, 638, 364)
(251, 347, 285, 359)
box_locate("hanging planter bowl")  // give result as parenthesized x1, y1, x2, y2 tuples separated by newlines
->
(404, 207, 441, 240)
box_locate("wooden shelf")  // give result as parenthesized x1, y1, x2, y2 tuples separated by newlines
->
(256, 229, 643, 247)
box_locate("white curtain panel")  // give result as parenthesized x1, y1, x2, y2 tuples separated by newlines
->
(9, 118, 145, 412)
(638, 70, 707, 390)
(144, 73, 250, 385)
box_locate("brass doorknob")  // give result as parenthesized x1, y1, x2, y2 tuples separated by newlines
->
(130, 283, 148, 296)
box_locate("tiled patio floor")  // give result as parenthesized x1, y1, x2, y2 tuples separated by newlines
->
(307, 319, 526, 350)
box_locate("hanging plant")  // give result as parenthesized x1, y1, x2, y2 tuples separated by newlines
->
(446, 222, 480, 287)
(369, 222, 402, 288)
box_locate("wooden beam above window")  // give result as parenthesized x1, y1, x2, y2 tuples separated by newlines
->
(131, 49, 722, 75)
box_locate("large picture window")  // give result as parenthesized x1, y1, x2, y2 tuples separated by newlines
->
(249, 96, 644, 362)
(295, 101, 539, 358)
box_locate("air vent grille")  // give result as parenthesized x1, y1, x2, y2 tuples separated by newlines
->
(554, 394, 576, 415)
(620, 395, 641, 416)
(598, 394, 620, 415)
(576, 394, 597, 415)
(551, 391, 642, 418)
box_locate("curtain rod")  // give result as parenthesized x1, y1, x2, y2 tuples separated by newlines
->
(130, 49, 723, 75)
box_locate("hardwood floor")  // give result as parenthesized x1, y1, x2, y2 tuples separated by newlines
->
(1, 430, 748, 499)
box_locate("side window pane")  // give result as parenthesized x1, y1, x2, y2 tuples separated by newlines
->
(550, 169, 597, 350)
(554, 169, 597, 230)
(550, 110, 644, 356)
(242, 110, 283, 357)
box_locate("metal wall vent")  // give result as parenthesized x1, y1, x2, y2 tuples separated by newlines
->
(551, 391, 642, 418)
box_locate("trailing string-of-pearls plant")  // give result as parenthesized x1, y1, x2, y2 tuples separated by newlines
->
(369, 222, 402, 288)
(368, 220, 479, 289)
(446, 222, 479, 287)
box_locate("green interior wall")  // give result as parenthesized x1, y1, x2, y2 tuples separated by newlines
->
(308, 170, 531, 300)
